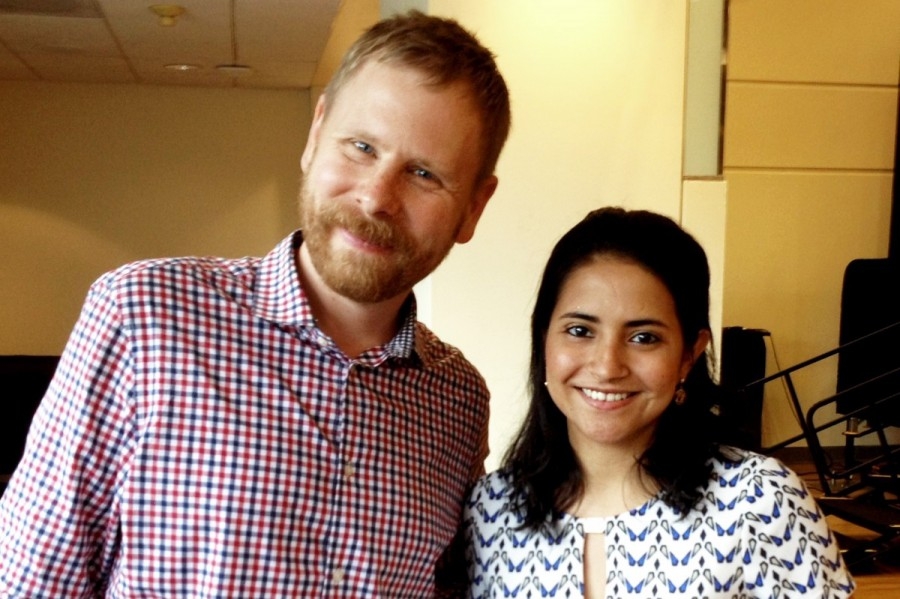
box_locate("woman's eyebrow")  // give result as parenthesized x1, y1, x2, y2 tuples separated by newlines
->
(557, 311, 598, 322)
(626, 318, 669, 328)
(556, 312, 672, 330)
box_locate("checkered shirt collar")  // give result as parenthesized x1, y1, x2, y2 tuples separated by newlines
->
(251, 231, 425, 364)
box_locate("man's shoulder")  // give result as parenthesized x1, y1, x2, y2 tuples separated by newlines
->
(414, 322, 481, 372)
(82, 254, 268, 323)
(97, 253, 262, 294)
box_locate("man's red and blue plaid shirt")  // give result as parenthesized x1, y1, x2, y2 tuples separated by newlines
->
(0, 232, 490, 598)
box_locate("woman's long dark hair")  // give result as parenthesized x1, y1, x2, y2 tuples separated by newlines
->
(503, 207, 729, 529)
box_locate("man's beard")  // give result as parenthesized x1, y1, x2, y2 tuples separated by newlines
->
(298, 179, 458, 303)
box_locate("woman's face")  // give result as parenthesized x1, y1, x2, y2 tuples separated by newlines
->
(543, 255, 707, 458)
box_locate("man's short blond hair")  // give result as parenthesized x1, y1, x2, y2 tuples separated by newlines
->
(324, 10, 511, 183)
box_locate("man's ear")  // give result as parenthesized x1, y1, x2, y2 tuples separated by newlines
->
(455, 175, 498, 244)
(301, 94, 327, 172)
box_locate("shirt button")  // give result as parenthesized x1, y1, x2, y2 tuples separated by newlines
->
(332, 567, 345, 584)
(343, 463, 356, 479)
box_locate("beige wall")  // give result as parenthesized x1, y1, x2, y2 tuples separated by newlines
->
(0, 82, 308, 354)
(426, 0, 716, 467)
(722, 0, 899, 446)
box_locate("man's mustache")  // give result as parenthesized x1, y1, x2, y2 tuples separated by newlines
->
(321, 204, 411, 253)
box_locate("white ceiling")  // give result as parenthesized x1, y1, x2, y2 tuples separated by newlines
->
(0, 0, 344, 89)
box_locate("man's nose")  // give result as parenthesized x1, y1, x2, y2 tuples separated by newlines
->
(357, 167, 402, 217)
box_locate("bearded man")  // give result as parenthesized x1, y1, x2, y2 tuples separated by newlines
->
(0, 10, 510, 598)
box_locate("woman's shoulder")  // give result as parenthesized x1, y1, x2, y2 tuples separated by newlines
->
(465, 469, 536, 530)
(711, 446, 803, 479)
(704, 446, 813, 504)
(467, 469, 517, 507)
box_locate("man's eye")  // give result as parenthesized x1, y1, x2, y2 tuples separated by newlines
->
(412, 167, 433, 179)
(353, 140, 373, 154)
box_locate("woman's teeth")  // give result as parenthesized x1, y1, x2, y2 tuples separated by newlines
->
(582, 389, 629, 402)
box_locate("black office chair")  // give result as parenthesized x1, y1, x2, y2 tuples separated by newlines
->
(0, 355, 59, 497)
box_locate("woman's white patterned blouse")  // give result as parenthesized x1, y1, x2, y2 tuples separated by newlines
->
(463, 449, 855, 598)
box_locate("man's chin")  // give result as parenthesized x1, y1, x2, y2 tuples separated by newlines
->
(317, 256, 407, 304)
(327, 278, 408, 304)
(334, 228, 395, 257)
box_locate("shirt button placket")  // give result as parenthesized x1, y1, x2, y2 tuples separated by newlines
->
(329, 360, 355, 595)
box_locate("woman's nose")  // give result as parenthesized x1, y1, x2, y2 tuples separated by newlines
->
(589, 342, 629, 380)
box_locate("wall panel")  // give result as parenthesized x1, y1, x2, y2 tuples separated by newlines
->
(724, 83, 897, 169)
(728, 0, 900, 85)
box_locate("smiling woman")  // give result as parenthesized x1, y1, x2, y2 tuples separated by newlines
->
(463, 207, 856, 599)
(543, 255, 707, 466)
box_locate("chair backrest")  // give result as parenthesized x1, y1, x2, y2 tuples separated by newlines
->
(0, 355, 60, 495)
(836, 258, 900, 424)
(719, 326, 769, 451)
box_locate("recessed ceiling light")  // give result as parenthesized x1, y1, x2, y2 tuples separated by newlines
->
(165, 63, 200, 71)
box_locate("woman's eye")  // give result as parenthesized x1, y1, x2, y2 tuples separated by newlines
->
(631, 331, 660, 345)
(412, 167, 434, 180)
(565, 325, 592, 338)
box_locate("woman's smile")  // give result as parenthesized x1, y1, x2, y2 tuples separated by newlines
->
(580, 388, 632, 403)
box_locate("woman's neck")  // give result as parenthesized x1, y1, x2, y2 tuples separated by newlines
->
(570, 443, 658, 518)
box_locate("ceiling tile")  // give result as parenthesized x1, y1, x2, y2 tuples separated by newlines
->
(237, 0, 340, 62)
(0, 41, 35, 80)
(0, 14, 120, 56)
(0, 0, 348, 89)
(21, 53, 135, 83)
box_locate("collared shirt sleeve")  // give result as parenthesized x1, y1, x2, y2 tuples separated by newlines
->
(0, 272, 136, 598)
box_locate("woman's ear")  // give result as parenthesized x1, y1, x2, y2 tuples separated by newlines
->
(681, 329, 712, 379)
